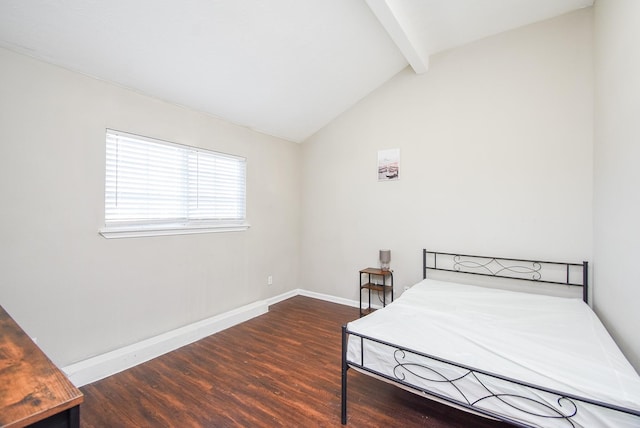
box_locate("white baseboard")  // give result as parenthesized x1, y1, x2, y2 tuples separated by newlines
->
(62, 289, 363, 387)
(297, 289, 361, 308)
(265, 288, 300, 306)
(64, 298, 268, 387)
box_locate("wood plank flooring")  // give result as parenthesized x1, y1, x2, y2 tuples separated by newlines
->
(80, 296, 510, 427)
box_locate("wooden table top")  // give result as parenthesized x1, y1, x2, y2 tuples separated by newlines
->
(0, 305, 83, 428)
(359, 267, 393, 275)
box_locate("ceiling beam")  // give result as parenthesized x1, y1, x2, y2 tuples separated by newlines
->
(365, 0, 429, 74)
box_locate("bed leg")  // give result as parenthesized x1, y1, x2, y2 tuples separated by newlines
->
(341, 324, 348, 425)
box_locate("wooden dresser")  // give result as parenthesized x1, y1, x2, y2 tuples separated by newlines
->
(0, 305, 83, 428)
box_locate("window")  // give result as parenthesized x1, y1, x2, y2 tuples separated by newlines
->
(100, 129, 248, 238)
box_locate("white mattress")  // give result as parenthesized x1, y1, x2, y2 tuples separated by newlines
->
(346, 278, 640, 427)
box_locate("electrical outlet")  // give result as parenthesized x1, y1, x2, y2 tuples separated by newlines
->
(267, 275, 273, 286)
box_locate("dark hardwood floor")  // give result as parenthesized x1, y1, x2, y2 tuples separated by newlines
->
(80, 296, 510, 427)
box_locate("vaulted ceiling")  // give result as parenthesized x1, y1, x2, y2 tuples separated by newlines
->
(0, 0, 593, 143)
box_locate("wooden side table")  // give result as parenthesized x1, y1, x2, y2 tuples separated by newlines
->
(0, 305, 83, 428)
(359, 268, 394, 316)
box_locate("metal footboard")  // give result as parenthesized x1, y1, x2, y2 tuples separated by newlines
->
(341, 325, 640, 427)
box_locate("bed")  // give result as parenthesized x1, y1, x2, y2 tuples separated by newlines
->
(341, 250, 640, 427)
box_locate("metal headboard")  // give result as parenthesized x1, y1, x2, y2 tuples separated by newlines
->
(423, 249, 589, 303)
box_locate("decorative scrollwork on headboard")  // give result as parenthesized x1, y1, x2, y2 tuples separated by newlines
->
(423, 249, 589, 303)
(453, 255, 542, 281)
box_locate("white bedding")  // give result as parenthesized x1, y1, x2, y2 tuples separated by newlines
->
(346, 278, 640, 427)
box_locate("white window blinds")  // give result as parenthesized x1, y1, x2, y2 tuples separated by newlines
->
(102, 129, 247, 237)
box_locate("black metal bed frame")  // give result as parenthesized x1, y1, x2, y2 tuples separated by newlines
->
(340, 250, 640, 426)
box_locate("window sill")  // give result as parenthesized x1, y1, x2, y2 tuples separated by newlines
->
(99, 222, 250, 239)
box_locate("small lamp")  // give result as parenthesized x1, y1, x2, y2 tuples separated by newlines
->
(379, 249, 391, 271)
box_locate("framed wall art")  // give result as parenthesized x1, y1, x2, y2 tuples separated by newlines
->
(377, 149, 400, 181)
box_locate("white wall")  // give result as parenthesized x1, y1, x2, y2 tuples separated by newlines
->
(7, 3, 637, 378)
(0, 47, 301, 367)
(593, 0, 640, 371)
(301, 10, 593, 303)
